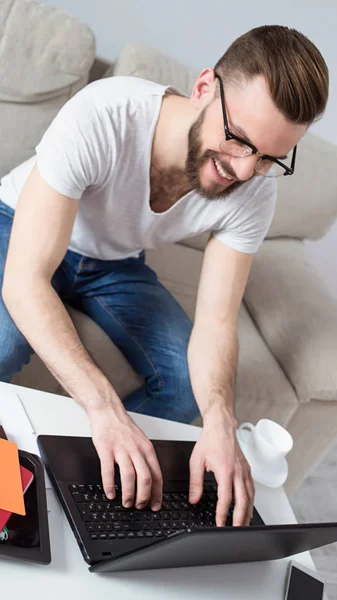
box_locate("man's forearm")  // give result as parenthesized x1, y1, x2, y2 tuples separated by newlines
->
(187, 318, 238, 423)
(3, 279, 124, 415)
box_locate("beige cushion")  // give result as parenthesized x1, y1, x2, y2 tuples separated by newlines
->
(146, 244, 298, 425)
(0, 0, 96, 177)
(112, 42, 199, 96)
(244, 238, 337, 402)
(268, 132, 337, 241)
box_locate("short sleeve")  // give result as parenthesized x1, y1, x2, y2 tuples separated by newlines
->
(35, 87, 112, 200)
(213, 177, 277, 254)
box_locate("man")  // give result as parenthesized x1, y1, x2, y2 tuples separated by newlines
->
(0, 26, 328, 528)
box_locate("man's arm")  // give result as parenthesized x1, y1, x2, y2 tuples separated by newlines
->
(187, 234, 255, 527)
(2, 165, 163, 510)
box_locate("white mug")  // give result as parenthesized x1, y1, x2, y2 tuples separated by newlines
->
(237, 419, 293, 487)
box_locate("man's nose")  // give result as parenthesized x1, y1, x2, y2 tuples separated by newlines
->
(231, 155, 258, 181)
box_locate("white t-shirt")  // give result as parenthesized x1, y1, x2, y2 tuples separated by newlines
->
(0, 76, 276, 260)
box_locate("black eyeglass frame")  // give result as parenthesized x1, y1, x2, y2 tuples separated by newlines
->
(214, 72, 297, 177)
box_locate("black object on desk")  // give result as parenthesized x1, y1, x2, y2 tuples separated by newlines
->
(0, 450, 51, 565)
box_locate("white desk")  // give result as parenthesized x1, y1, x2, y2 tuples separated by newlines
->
(0, 382, 317, 599)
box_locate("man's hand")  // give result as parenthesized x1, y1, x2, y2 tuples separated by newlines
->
(189, 406, 254, 527)
(87, 404, 163, 511)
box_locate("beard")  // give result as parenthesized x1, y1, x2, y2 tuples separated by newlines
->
(185, 106, 245, 200)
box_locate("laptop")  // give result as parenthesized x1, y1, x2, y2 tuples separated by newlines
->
(37, 435, 337, 573)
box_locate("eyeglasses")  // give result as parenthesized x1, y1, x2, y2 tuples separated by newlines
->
(214, 72, 297, 178)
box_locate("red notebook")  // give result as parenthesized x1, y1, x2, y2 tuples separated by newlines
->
(0, 466, 34, 532)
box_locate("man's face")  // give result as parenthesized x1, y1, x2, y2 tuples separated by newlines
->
(186, 74, 307, 200)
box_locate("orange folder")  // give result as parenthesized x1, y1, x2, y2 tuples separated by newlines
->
(0, 437, 26, 515)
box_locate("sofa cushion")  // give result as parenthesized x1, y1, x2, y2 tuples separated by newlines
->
(0, 0, 96, 177)
(112, 42, 199, 97)
(268, 132, 337, 241)
(244, 238, 337, 403)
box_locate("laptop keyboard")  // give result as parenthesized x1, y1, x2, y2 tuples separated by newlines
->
(69, 482, 236, 542)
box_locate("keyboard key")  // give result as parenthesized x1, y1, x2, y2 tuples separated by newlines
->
(105, 523, 113, 531)
(127, 532, 136, 538)
(86, 524, 95, 532)
(155, 531, 164, 537)
(101, 513, 109, 522)
(145, 532, 153, 537)
(136, 531, 145, 538)
(163, 493, 172, 501)
(108, 533, 116, 539)
(72, 492, 84, 503)
(117, 533, 125, 539)
(78, 485, 86, 493)
(120, 514, 131, 521)
(100, 533, 108, 540)
(90, 533, 98, 541)
(92, 513, 100, 522)
(69, 484, 78, 492)
(77, 507, 91, 522)
(95, 524, 105, 532)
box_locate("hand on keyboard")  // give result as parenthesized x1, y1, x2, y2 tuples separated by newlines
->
(87, 404, 163, 511)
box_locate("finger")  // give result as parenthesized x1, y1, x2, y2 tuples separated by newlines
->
(145, 448, 163, 510)
(132, 453, 153, 509)
(189, 454, 205, 504)
(215, 475, 233, 527)
(232, 475, 249, 526)
(116, 454, 136, 508)
(244, 476, 255, 526)
(97, 445, 116, 500)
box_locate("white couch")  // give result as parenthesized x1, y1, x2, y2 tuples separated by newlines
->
(1, 0, 337, 493)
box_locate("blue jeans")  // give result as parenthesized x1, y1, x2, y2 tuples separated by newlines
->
(0, 199, 199, 423)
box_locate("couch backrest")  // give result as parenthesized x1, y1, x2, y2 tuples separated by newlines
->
(0, 0, 96, 178)
(114, 42, 337, 246)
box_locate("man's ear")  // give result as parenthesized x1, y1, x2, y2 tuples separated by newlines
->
(191, 68, 217, 108)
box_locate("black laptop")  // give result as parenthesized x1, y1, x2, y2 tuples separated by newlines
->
(37, 435, 337, 573)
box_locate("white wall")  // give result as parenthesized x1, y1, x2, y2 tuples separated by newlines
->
(43, 0, 337, 297)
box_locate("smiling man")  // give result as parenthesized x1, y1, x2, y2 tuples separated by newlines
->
(0, 26, 329, 528)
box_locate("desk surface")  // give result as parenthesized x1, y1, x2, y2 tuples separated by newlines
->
(0, 382, 316, 599)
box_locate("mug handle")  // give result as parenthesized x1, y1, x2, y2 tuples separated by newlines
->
(239, 422, 255, 432)
(237, 422, 255, 443)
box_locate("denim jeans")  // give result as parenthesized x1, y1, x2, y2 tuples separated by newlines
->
(0, 199, 199, 423)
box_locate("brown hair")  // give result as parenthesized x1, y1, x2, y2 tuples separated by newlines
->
(214, 25, 329, 124)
